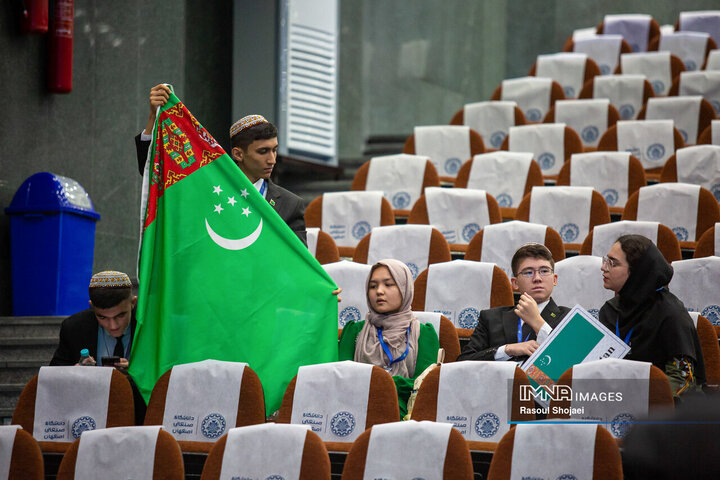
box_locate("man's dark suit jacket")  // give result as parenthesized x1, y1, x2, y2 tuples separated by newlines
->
(135, 135, 307, 245)
(457, 298, 571, 362)
(50, 308, 146, 424)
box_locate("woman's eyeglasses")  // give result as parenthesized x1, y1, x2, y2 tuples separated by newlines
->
(602, 256, 621, 268)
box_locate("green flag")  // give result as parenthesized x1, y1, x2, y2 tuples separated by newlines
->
(129, 90, 338, 414)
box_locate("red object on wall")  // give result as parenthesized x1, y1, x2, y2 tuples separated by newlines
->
(20, 0, 49, 33)
(48, 0, 74, 93)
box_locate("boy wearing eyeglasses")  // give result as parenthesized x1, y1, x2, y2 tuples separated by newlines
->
(458, 243, 571, 362)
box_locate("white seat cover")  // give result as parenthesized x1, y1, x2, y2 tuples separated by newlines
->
(679, 10, 720, 45)
(480, 221, 548, 278)
(616, 119, 675, 170)
(658, 31, 710, 71)
(306, 227, 320, 257)
(321, 191, 383, 248)
(424, 260, 495, 329)
(590, 220, 660, 258)
(424, 187, 491, 245)
(536, 52, 588, 99)
(646, 96, 703, 144)
(675, 145, 720, 200)
(0, 426, 21, 479)
(467, 151, 533, 208)
(366, 154, 428, 211)
(552, 256, 613, 318)
(569, 152, 631, 208)
(555, 99, 609, 148)
(593, 74, 646, 120)
(604, 13, 652, 52)
(508, 123, 567, 176)
(463, 101, 517, 149)
(679, 71, 720, 115)
(367, 225, 434, 279)
(669, 257, 720, 326)
(323, 260, 372, 328)
(573, 35, 623, 76)
(290, 361, 373, 442)
(74, 426, 162, 480)
(621, 51, 672, 95)
(501, 76, 553, 122)
(414, 125, 472, 178)
(529, 186, 594, 244)
(707, 50, 720, 71)
(637, 183, 700, 242)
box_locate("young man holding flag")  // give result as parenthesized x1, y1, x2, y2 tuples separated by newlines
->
(129, 87, 338, 415)
(135, 84, 307, 244)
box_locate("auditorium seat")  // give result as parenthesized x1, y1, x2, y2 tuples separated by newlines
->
(547, 359, 674, 440)
(688, 313, 720, 388)
(322, 260, 372, 332)
(12, 367, 134, 454)
(693, 222, 720, 258)
(487, 423, 622, 479)
(617, 51, 685, 96)
(598, 14, 661, 52)
(552, 256, 613, 317)
(353, 225, 452, 279)
(306, 228, 340, 264)
(668, 71, 720, 117)
(341, 421, 473, 479)
(491, 76, 565, 123)
(697, 119, 720, 145)
(413, 312, 461, 363)
(501, 123, 583, 179)
(465, 221, 566, 277)
(0, 426, 43, 480)
(410, 362, 534, 450)
(639, 97, 716, 145)
(622, 183, 720, 249)
(278, 362, 399, 452)
(580, 220, 682, 263)
(579, 74, 654, 120)
(678, 11, 720, 46)
(199, 424, 331, 480)
(668, 256, 720, 326)
(305, 192, 395, 258)
(597, 119, 685, 180)
(563, 34, 632, 76)
(450, 101, 527, 150)
(659, 145, 720, 199)
(411, 260, 513, 337)
(649, 31, 717, 72)
(143, 360, 265, 453)
(707, 49, 720, 70)
(403, 125, 485, 183)
(515, 186, 611, 252)
(528, 52, 601, 99)
(350, 154, 440, 218)
(543, 99, 620, 151)
(454, 152, 543, 219)
(56, 427, 184, 480)
(556, 151, 646, 214)
(407, 187, 501, 253)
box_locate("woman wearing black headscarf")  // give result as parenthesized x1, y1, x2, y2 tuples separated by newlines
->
(599, 234, 705, 396)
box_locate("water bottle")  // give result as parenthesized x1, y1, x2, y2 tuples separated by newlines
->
(79, 348, 90, 365)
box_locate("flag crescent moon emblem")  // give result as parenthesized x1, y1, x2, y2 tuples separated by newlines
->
(205, 218, 262, 250)
(543, 355, 551, 366)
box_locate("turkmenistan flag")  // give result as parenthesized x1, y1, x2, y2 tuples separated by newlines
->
(129, 89, 338, 414)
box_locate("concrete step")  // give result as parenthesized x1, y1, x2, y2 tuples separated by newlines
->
(0, 383, 24, 410)
(0, 338, 58, 361)
(0, 360, 46, 384)
(0, 317, 63, 338)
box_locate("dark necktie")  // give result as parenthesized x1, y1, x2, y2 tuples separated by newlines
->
(113, 337, 124, 358)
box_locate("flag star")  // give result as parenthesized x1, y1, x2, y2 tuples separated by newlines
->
(213, 185, 223, 195)
(240, 189, 250, 198)
(214, 204, 223, 214)
(241, 207, 251, 217)
(227, 196, 237, 206)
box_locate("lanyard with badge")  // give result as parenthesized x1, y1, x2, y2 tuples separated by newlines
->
(517, 318, 532, 343)
(258, 179, 267, 197)
(377, 326, 411, 371)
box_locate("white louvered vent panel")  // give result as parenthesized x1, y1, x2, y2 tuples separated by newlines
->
(280, 0, 338, 165)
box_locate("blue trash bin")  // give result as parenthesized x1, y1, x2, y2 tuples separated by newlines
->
(5, 172, 100, 316)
